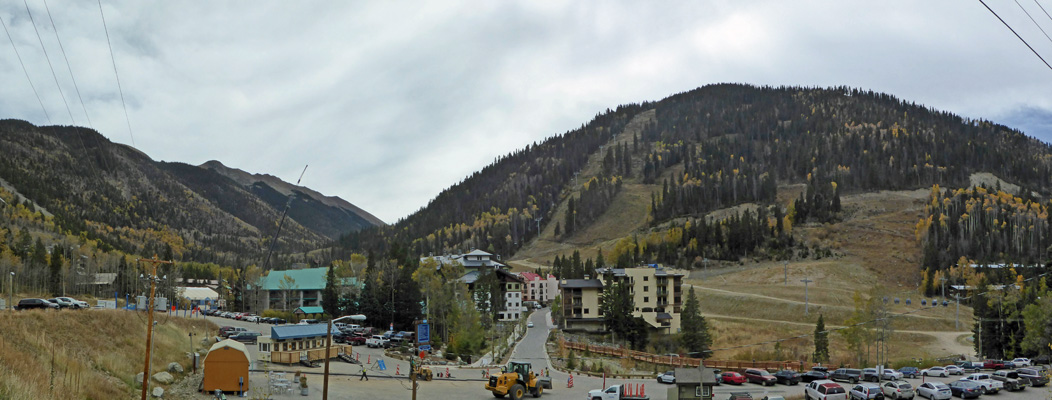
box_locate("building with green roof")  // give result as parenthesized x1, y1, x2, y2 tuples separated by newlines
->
(257, 267, 360, 311)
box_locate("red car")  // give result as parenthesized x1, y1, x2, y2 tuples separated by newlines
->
(722, 371, 747, 385)
(347, 335, 367, 345)
(983, 360, 1006, 370)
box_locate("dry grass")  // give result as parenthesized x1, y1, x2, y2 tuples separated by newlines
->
(0, 309, 215, 400)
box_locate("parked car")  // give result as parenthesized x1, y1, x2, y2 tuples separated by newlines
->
(219, 326, 247, 339)
(230, 331, 261, 344)
(657, 371, 676, 384)
(946, 380, 983, 399)
(728, 393, 753, 400)
(944, 366, 964, 376)
(47, 298, 72, 308)
(55, 297, 89, 309)
(714, 369, 723, 385)
(774, 370, 802, 385)
(862, 369, 881, 383)
(881, 369, 904, 381)
(982, 360, 1005, 370)
(1033, 355, 1051, 365)
(347, 335, 368, 346)
(1011, 358, 1031, 367)
(15, 298, 57, 310)
(898, 367, 920, 379)
(1015, 367, 1049, 387)
(804, 370, 831, 383)
(916, 382, 952, 400)
(962, 373, 1003, 394)
(990, 370, 1026, 391)
(271, 318, 287, 325)
(922, 367, 949, 378)
(743, 368, 777, 386)
(243, 315, 258, 323)
(527, 321, 534, 328)
(850, 383, 886, 400)
(721, 372, 747, 385)
(831, 369, 864, 384)
(805, 380, 848, 400)
(881, 380, 915, 400)
(365, 335, 389, 348)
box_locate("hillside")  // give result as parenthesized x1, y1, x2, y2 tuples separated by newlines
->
(0, 310, 214, 400)
(0, 119, 381, 264)
(339, 84, 1052, 271)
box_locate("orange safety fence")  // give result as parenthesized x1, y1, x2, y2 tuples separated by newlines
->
(561, 338, 810, 371)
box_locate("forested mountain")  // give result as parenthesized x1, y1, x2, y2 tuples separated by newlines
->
(337, 84, 1052, 268)
(0, 119, 380, 264)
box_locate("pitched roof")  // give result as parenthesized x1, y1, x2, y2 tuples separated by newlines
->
(560, 279, 604, 289)
(656, 312, 674, 320)
(270, 324, 337, 340)
(295, 306, 325, 315)
(206, 339, 251, 362)
(258, 267, 361, 291)
(180, 287, 219, 300)
(465, 249, 493, 256)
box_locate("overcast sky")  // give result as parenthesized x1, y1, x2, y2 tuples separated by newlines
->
(2, 1, 1052, 224)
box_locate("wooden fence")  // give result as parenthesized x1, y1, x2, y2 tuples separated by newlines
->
(562, 339, 809, 371)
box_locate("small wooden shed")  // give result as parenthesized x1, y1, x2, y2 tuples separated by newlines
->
(203, 339, 251, 393)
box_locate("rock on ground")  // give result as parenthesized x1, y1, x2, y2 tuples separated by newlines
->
(168, 362, 184, 374)
(152, 387, 164, 398)
(153, 371, 175, 384)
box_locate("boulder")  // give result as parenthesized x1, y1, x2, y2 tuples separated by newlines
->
(167, 362, 184, 374)
(135, 372, 145, 385)
(152, 387, 164, 398)
(152, 371, 174, 385)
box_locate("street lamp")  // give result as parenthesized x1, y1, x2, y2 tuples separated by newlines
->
(323, 314, 366, 400)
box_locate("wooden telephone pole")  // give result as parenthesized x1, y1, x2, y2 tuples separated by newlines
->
(139, 256, 173, 400)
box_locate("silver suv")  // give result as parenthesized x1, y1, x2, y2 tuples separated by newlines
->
(882, 380, 914, 400)
(850, 383, 885, 400)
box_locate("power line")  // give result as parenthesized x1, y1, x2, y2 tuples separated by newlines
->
(22, 0, 101, 179)
(97, 0, 135, 146)
(41, 0, 93, 129)
(979, 0, 1052, 72)
(1035, 0, 1052, 26)
(22, 0, 75, 125)
(0, 13, 51, 123)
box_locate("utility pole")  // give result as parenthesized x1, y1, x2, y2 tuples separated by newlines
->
(8, 272, 13, 311)
(138, 256, 172, 400)
(954, 293, 960, 330)
(535, 217, 542, 235)
(801, 278, 813, 315)
(784, 261, 788, 286)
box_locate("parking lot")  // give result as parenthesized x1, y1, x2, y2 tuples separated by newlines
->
(198, 315, 1052, 400)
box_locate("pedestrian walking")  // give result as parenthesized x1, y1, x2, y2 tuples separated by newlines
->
(360, 367, 369, 381)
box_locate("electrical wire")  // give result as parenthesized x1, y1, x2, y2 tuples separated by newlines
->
(41, 0, 93, 129)
(1035, 0, 1052, 26)
(979, 0, 1052, 72)
(97, 0, 135, 146)
(0, 13, 52, 123)
(22, 0, 100, 179)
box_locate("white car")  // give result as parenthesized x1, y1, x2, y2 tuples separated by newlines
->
(657, 370, 676, 384)
(881, 369, 904, 381)
(916, 382, 952, 400)
(244, 315, 258, 322)
(527, 321, 534, 328)
(921, 367, 948, 377)
(55, 297, 89, 309)
(1012, 358, 1031, 367)
(943, 365, 963, 375)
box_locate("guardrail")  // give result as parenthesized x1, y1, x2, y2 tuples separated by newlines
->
(561, 338, 808, 371)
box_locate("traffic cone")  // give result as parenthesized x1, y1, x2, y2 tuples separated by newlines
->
(641, 383, 646, 396)
(396, 365, 401, 375)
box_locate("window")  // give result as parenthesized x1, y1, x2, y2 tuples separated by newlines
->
(644, 286, 649, 292)
(584, 308, 589, 315)
(643, 276, 649, 281)
(644, 297, 649, 303)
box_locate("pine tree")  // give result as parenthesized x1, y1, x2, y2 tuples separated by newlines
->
(813, 314, 829, 363)
(48, 251, 63, 296)
(679, 286, 712, 357)
(322, 262, 340, 318)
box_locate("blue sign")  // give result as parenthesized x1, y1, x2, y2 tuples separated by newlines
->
(419, 345, 431, 351)
(417, 323, 430, 344)
(378, 360, 386, 371)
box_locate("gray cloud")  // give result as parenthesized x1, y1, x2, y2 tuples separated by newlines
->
(2, 1, 1052, 223)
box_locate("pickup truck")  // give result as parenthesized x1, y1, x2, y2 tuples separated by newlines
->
(1016, 367, 1049, 387)
(365, 335, 390, 348)
(990, 370, 1027, 391)
(805, 380, 849, 400)
(962, 373, 1004, 394)
(587, 384, 650, 400)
